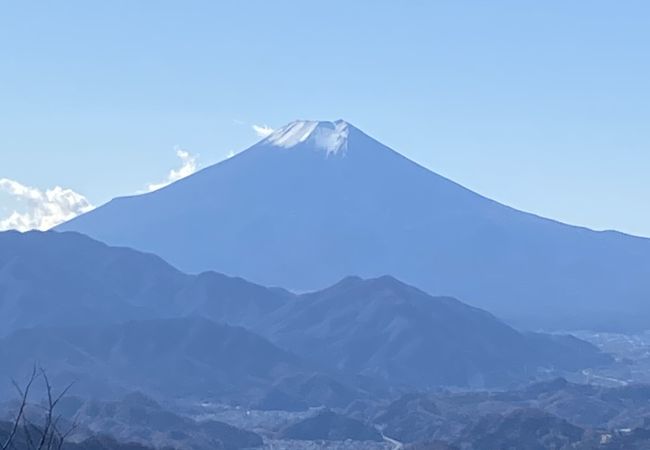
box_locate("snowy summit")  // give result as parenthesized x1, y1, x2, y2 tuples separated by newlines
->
(263, 120, 350, 155)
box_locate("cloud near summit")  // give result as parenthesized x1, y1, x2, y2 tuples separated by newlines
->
(147, 148, 198, 192)
(252, 124, 274, 138)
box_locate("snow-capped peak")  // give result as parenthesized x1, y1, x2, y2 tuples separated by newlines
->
(263, 120, 350, 155)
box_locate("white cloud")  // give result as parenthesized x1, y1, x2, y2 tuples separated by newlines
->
(0, 147, 200, 230)
(252, 124, 274, 138)
(0, 178, 94, 231)
(147, 148, 198, 192)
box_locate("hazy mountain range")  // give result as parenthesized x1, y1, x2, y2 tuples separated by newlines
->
(4, 119, 649, 449)
(57, 120, 650, 330)
(368, 377, 650, 448)
(0, 230, 608, 397)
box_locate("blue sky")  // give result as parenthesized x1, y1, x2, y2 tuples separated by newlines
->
(1, 1, 648, 235)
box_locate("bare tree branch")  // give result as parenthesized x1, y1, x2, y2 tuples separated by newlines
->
(2, 367, 75, 450)
(22, 418, 36, 449)
(53, 419, 78, 450)
(1, 367, 37, 450)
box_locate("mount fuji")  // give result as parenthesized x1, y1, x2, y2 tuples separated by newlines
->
(58, 120, 650, 330)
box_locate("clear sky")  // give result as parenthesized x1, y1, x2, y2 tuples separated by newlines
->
(1, 1, 648, 236)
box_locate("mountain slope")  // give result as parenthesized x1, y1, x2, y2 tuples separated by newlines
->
(279, 410, 383, 442)
(0, 317, 307, 400)
(455, 408, 585, 450)
(261, 275, 609, 387)
(0, 230, 608, 389)
(57, 120, 650, 330)
(0, 230, 290, 336)
(56, 393, 264, 450)
(0, 230, 185, 333)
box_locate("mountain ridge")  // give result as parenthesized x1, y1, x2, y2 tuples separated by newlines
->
(0, 230, 610, 390)
(0, 316, 309, 400)
(56, 120, 650, 330)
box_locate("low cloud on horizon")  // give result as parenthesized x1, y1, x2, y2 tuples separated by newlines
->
(0, 178, 94, 232)
(0, 148, 201, 232)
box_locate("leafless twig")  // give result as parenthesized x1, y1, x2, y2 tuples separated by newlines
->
(1, 368, 75, 450)
(1, 367, 37, 450)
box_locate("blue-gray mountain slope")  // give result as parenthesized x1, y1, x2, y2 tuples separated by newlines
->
(57, 120, 650, 329)
(0, 230, 608, 389)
